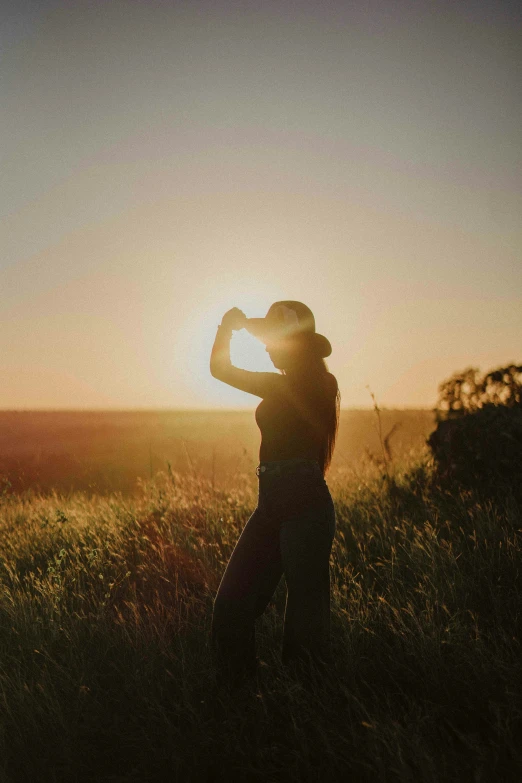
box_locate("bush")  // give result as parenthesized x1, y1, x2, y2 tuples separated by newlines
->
(428, 404, 522, 500)
(428, 364, 522, 500)
(436, 364, 522, 417)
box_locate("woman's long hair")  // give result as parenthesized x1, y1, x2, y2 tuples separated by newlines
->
(323, 361, 341, 473)
(281, 344, 340, 474)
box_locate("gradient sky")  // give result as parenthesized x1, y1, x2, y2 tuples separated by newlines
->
(2, 0, 521, 409)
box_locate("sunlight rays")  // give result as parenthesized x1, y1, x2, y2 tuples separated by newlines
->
(175, 285, 278, 407)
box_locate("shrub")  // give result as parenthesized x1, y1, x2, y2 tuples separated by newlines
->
(436, 364, 522, 418)
(428, 364, 522, 500)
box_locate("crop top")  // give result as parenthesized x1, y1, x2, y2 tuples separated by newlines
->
(255, 376, 336, 470)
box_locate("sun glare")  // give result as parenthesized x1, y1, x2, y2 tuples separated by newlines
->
(230, 329, 273, 372)
(175, 286, 280, 407)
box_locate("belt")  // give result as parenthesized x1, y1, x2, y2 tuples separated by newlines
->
(256, 459, 320, 477)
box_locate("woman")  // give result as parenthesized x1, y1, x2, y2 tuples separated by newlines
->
(210, 300, 340, 683)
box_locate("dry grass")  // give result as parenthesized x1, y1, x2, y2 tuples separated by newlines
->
(0, 454, 520, 782)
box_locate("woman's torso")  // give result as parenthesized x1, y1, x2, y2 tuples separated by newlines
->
(255, 372, 337, 472)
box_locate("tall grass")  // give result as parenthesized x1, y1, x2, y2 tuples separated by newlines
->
(0, 456, 520, 782)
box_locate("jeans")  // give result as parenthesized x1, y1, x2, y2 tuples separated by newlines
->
(211, 459, 336, 681)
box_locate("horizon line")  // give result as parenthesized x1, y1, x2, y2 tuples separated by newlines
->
(0, 405, 435, 413)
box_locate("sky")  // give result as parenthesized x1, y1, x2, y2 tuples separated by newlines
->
(1, 0, 521, 409)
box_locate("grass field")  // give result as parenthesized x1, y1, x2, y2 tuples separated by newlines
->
(1, 422, 521, 781)
(0, 409, 434, 495)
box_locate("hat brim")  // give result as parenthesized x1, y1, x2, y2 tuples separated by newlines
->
(245, 319, 331, 358)
(244, 318, 276, 341)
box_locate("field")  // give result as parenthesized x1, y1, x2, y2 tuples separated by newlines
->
(0, 409, 434, 494)
(0, 410, 521, 781)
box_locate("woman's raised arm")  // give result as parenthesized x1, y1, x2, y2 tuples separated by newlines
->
(209, 308, 282, 398)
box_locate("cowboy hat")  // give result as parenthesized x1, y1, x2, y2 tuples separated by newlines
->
(245, 301, 332, 358)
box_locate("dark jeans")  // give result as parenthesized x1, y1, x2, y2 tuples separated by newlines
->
(211, 459, 336, 681)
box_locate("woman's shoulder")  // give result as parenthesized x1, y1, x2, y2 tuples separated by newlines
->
(324, 372, 338, 395)
(293, 370, 338, 401)
(325, 371, 337, 385)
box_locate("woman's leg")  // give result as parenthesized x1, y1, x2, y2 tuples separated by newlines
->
(211, 503, 283, 682)
(279, 497, 336, 670)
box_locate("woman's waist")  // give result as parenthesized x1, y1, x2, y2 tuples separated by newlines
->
(259, 431, 324, 463)
(256, 460, 333, 516)
(256, 459, 331, 496)
(256, 458, 322, 478)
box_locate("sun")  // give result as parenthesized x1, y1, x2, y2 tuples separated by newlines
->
(174, 286, 280, 407)
(230, 328, 273, 373)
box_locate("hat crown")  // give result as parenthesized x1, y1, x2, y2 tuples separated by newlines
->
(266, 301, 316, 334)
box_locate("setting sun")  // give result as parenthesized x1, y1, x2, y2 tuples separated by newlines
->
(175, 288, 279, 408)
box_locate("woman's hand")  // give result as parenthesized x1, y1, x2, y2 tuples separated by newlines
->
(220, 307, 247, 332)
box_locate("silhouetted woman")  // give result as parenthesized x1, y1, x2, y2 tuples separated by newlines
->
(210, 301, 340, 683)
